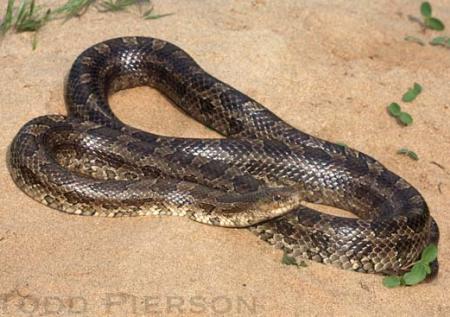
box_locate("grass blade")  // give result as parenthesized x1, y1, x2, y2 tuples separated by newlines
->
(97, 0, 139, 12)
(0, 0, 15, 34)
(404, 35, 425, 46)
(13, 0, 52, 33)
(53, 0, 95, 19)
(144, 12, 173, 19)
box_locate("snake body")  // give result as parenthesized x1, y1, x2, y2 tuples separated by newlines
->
(8, 37, 438, 274)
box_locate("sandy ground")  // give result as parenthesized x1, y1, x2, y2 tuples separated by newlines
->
(1, 0, 449, 316)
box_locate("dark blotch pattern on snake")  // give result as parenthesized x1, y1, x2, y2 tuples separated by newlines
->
(8, 37, 439, 275)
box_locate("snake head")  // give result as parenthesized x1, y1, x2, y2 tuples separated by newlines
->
(190, 187, 303, 228)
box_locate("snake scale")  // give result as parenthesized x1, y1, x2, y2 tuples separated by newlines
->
(8, 37, 439, 275)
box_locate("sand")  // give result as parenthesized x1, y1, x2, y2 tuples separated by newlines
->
(0, 0, 449, 315)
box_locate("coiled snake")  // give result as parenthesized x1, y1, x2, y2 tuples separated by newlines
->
(8, 37, 439, 275)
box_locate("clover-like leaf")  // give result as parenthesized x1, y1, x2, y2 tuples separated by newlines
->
(430, 36, 450, 47)
(420, 2, 432, 17)
(387, 103, 401, 117)
(421, 243, 438, 264)
(397, 148, 419, 160)
(383, 243, 438, 287)
(402, 83, 422, 102)
(383, 276, 402, 288)
(430, 36, 446, 45)
(425, 17, 445, 31)
(403, 262, 427, 285)
(398, 112, 413, 126)
(413, 83, 422, 94)
(282, 253, 298, 266)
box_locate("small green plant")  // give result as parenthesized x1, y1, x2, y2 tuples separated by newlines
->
(143, 7, 173, 19)
(51, 0, 94, 19)
(383, 244, 437, 288)
(387, 103, 413, 126)
(0, 0, 51, 34)
(281, 252, 307, 267)
(430, 36, 450, 48)
(402, 83, 422, 102)
(97, 0, 144, 13)
(420, 2, 445, 31)
(15, 0, 51, 32)
(0, 0, 173, 48)
(397, 148, 419, 161)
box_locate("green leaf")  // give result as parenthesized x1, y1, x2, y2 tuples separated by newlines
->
(403, 263, 427, 285)
(404, 36, 425, 46)
(421, 243, 438, 264)
(425, 17, 445, 31)
(401, 83, 422, 102)
(420, 2, 432, 17)
(387, 103, 401, 117)
(398, 112, 413, 126)
(281, 253, 298, 266)
(397, 148, 419, 160)
(383, 276, 402, 288)
(336, 142, 348, 148)
(430, 36, 450, 47)
(413, 83, 422, 94)
(424, 264, 431, 274)
(402, 90, 416, 102)
(430, 36, 446, 45)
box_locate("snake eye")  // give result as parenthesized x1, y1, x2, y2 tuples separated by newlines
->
(274, 194, 282, 202)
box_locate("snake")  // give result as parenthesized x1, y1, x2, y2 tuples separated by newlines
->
(8, 36, 439, 275)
